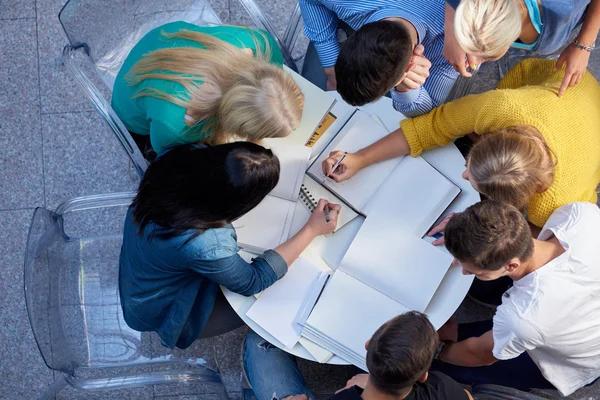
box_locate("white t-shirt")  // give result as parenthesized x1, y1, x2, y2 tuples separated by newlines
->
(492, 202, 600, 396)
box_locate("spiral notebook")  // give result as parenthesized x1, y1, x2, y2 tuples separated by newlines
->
(299, 179, 361, 232)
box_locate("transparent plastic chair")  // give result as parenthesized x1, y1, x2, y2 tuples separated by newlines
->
(58, 0, 300, 180)
(24, 192, 229, 399)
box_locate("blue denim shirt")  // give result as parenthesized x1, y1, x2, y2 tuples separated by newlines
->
(119, 208, 288, 349)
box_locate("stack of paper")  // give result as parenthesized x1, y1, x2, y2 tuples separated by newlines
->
(302, 216, 454, 370)
(246, 255, 330, 349)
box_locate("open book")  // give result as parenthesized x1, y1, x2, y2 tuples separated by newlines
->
(302, 215, 454, 370)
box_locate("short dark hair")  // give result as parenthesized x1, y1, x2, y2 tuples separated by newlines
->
(366, 312, 438, 396)
(132, 142, 280, 238)
(335, 20, 413, 106)
(444, 200, 534, 271)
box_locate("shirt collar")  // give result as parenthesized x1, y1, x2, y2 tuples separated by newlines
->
(365, 8, 427, 44)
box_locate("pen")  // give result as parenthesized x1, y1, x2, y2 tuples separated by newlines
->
(328, 152, 348, 178)
(325, 204, 331, 223)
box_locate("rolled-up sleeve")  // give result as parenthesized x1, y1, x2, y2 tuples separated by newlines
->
(299, 0, 340, 67)
(190, 250, 288, 297)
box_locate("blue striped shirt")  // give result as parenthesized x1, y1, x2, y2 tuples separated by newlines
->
(299, 0, 459, 116)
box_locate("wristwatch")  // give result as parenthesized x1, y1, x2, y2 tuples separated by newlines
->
(433, 341, 447, 360)
(573, 38, 595, 52)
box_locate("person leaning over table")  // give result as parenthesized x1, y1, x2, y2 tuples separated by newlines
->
(111, 21, 304, 160)
(442, 0, 600, 96)
(119, 142, 340, 349)
(243, 312, 474, 400)
(298, 0, 459, 117)
(321, 58, 600, 231)
(432, 200, 600, 396)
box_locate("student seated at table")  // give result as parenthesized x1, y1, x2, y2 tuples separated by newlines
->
(243, 312, 473, 400)
(119, 143, 340, 349)
(111, 21, 304, 159)
(433, 200, 600, 396)
(321, 58, 600, 229)
(299, 0, 459, 116)
(443, 0, 600, 96)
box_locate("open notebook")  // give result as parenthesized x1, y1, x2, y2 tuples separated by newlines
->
(301, 215, 454, 370)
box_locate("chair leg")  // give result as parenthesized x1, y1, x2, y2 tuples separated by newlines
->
(36, 374, 69, 400)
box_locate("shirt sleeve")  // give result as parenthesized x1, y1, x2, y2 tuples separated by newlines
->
(492, 303, 543, 360)
(190, 249, 288, 297)
(299, 0, 340, 67)
(399, 89, 527, 156)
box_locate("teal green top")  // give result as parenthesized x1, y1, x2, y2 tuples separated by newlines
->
(111, 22, 284, 153)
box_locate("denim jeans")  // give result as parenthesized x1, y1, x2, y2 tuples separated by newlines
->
(430, 320, 555, 391)
(242, 331, 316, 400)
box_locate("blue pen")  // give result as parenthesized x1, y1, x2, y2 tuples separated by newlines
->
(432, 232, 443, 239)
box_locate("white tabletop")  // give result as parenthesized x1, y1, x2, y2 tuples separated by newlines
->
(223, 95, 478, 365)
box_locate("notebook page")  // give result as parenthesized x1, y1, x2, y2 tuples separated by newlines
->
(338, 216, 453, 312)
(263, 138, 312, 202)
(305, 270, 410, 363)
(234, 195, 296, 251)
(284, 66, 336, 146)
(363, 156, 461, 237)
(246, 256, 327, 349)
(306, 111, 403, 211)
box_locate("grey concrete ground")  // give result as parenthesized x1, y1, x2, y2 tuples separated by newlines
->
(0, 1, 599, 399)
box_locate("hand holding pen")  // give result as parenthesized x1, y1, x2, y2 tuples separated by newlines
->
(321, 150, 363, 183)
(305, 199, 341, 236)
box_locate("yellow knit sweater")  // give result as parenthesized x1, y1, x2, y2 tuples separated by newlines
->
(401, 59, 600, 227)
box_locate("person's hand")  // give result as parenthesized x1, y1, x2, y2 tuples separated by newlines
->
(321, 151, 363, 182)
(304, 199, 340, 236)
(335, 374, 369, 394)
(443, 30, 473, 77)
(324, 66, 337, 91)
(427, 213, 455, 246)
(395, 45, 432, 92)
(282, 395, 309, 400)
(556, 42, 591, 97)
(437, 317, 458, 342)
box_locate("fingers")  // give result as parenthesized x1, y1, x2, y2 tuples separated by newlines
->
(432, 236, 445, 246)
(328, 203, 341, 212)
(321, 150, 345, 176)
(411, 54, 432, 69)
(569, 71, 582, 88)
(315, 198, 328, 212)
(455, 60, 472, 78)
(466, 53, 480, 71)
(558, 73, 571, 97)
(555, 53, 567, 71)
(413, 44, 425, 56)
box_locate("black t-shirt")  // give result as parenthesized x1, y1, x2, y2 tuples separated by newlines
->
(329, 372, 469, 400)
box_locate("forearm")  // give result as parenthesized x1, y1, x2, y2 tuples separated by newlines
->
(578, 0, 600, 46)
(439, 339, 497, 367)
(274, 226, 317, 266)
(355, 128, 410, 169)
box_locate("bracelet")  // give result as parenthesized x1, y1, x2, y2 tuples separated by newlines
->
(573, 38, 595, 52)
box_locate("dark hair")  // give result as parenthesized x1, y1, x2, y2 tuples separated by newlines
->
(444, 200, 534, 271)
(335, 20, 413, 106)
(366, 311, 438, 396)
(131, 142, 280, 238)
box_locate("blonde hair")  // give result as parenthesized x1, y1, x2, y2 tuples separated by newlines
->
(454, 0, 522, 59)
(468, 126, 556, 211)
(127, 28, 304, 145)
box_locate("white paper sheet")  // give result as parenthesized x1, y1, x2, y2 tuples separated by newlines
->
(246, 256, 328, 348)
(363, 156, 461, 237)
(304, 270, 411, 366)
(338, 215, 454, 312)
(263, 138, 312, 201)
(234, 195, 296, 251)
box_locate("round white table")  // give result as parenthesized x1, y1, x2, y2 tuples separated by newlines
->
(223, 95, 479, 365)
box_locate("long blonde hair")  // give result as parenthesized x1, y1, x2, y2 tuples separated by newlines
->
(468, 126, 556, 211)
(127, 28, 304, 145)
(454, 0, 522, 59)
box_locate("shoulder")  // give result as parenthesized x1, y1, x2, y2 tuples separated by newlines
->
(543, 202, 600, 238)
(187, 226, 240, 261)
(408, 371, 468, 400)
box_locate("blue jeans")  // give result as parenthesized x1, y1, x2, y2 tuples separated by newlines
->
(430, 320, 555, 391)
(243, 331, 316, 400)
